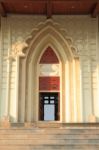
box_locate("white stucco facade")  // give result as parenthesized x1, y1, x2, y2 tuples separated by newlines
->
(0, 15, 99, 123)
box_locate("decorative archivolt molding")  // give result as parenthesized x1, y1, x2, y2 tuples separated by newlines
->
(9, 19, 79, 60)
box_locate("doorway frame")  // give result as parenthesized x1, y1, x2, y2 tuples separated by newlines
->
(39, 92, 60, 121)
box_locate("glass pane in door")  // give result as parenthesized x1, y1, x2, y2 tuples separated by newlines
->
(44, 105, 55, 121)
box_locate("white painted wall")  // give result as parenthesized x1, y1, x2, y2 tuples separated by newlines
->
(0, 15, 98, 122)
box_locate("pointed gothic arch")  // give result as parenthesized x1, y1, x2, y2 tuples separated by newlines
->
(16, 19, 81, 123)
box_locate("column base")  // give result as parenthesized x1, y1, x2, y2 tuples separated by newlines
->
(0, 116, 10, 128)
(88, 114, 96, 123)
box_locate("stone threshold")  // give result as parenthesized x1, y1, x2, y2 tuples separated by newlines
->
(1, 120, 99, 128)
(9, 122, 99, 128)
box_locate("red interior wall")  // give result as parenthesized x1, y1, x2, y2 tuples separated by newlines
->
(40, 47, 59, 64)
(39, 77, 60, 91)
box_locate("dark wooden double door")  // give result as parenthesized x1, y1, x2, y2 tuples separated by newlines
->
(39, 92, 60, 121)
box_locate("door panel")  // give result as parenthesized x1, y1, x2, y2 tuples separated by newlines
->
(44, 105, 55, 121)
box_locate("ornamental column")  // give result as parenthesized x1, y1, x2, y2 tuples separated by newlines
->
(9, 41, 28, 122)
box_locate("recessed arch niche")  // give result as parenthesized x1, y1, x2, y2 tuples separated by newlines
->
(17, 20, 81, 123)
(38, 46, 60, 121)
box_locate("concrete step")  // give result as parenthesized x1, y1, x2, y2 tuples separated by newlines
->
(0, 139, 99, 145)
(0, 145, 99, 150)
(1, 128, 99, 134)
(0, 134, 99, 140)
(0, 125, 99, 149)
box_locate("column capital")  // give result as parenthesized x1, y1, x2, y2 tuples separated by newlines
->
(8, 41, 28, 60)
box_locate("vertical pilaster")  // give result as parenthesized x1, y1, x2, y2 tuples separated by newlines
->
(65, 62, 71, 122)
(5, 59, 11, 116)
(88, 58, 93, 114)
(75, 58, 82, 122)
(95, 16, 99, 117)
(73, 59, 77, 122)
(19, 59, 26, 122)
(0, 17, 2, 118)
(14, 56, 20, 122)
(0, 17, 9, 118)
(82, 31, 93, 122)
(5, 18, 11, 118)
(79, 58, 84, 122)
(26, 62, 33, 122)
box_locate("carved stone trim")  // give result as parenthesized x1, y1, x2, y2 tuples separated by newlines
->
(39, 64, 60, 76)
(8, 19, 78, 60)
(9, 41, 28, 60)
(22, 19, 79, 59)
(71, 47, 79, 58)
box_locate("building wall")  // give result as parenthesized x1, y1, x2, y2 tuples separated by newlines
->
(0, 15, 99, 122)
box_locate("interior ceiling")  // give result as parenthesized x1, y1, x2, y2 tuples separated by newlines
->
(0, 0, 99, 18)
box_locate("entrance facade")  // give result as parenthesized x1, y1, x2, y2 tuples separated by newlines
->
(0, 17, 98, 124)
(39, 92, 59, 121)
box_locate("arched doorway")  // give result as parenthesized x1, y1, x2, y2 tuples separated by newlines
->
(16, 20, 81, 123)
(38, 47, 60, 121)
